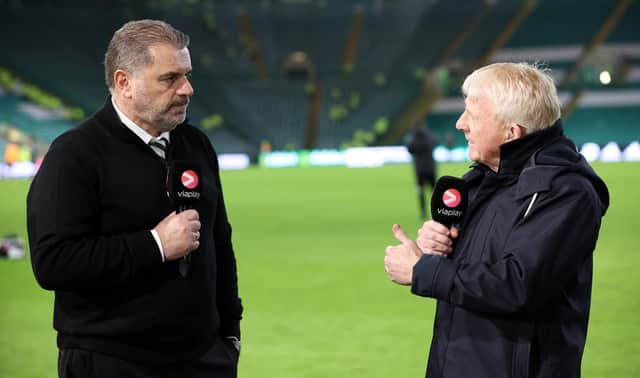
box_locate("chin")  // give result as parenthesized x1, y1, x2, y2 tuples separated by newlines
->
(169, 113, 187, 125)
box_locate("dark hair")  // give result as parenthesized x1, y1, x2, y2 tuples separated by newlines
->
(104, 19, 190, 90)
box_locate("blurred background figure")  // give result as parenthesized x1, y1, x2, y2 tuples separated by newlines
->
(406, 119, 437, 219)
(0, 233, 26, 260)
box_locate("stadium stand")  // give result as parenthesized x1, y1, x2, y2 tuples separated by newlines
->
(0, 0, 637, 159)
(0, 90, 73, 144)
(425, 0, 640, 148)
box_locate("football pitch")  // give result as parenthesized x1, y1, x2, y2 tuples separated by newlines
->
(0, 162, 638, 377)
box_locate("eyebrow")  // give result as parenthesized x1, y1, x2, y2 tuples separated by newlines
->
(158, 70, 192, 80)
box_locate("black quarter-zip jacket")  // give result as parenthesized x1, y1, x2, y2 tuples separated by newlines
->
(27, 98, 242, 364)
(411, 121, 609, 378)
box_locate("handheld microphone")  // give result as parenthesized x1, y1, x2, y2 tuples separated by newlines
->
(169, 161, 201, 212)
(168, 161, 201, 277)
(431, 176, 468, 228)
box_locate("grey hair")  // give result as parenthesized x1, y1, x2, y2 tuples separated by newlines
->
(104, 19, 190, 91)
(461, 62, 561, 133)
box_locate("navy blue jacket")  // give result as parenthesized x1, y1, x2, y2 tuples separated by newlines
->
(411, 122, 609, 378)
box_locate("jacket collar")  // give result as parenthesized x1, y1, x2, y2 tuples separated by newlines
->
(496, 119, 564, 176)
(463, 119, 564, 184)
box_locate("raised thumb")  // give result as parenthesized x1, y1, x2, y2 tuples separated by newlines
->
(392, 224, 413, 246)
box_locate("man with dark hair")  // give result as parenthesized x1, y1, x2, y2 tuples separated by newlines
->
(27, 19, 242, 377)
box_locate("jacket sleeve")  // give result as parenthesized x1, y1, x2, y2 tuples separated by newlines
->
(411, 174, 603, 316)
(27, 136, 161, 291)
(209, 145, 243, 339)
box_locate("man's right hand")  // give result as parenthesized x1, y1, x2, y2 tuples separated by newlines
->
(416, 220, 458, 256)
(155, 210, 201, 261)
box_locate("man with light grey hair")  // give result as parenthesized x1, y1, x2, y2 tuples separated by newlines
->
(28, 19, 242, 377)
(385, 62, 609, 377)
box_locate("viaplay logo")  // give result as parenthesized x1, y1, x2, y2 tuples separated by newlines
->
(442, 188, 461, 208)
(181, 170, 199, 190)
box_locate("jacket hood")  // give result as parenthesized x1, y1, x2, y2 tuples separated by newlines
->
(518, 123, 610, 216)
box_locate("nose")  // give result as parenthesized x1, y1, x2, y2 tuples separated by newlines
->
(178, 77, 194, 97)
(455, 111, 468, 132)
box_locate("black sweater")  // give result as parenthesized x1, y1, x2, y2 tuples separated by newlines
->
(27, 98, 242, 364)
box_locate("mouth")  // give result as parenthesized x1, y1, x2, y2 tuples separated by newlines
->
(171, 98, 190, 108)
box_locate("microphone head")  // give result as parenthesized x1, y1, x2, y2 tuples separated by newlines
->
(431, 175, 468, 228)
(168, 161, 201, 212)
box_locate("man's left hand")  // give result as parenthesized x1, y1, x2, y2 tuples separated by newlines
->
(384, 224, 422, 285)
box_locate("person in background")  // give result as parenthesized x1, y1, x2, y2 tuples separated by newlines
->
(385, 62, 609, 377)
(406, 119, 437, 219)
(4, 142, 19, 165)
(18, 143, 32, 162)
(27, 19, 242, 378)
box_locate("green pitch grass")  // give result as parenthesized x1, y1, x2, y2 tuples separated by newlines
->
(0, 162, 638, 377)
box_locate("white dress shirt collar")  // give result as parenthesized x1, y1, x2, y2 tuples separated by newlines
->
(111, 97, 170, 144)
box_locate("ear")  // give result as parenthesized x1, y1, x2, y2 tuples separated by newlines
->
(506, 123, 525, 141)
(113, 69, 134, 99)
